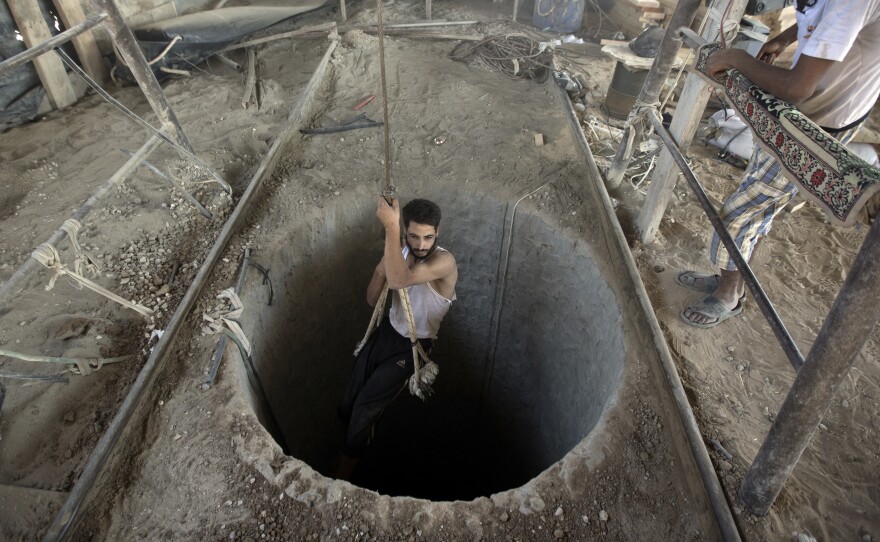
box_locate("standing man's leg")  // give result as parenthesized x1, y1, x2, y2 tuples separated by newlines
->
(681, 126, 861, 327)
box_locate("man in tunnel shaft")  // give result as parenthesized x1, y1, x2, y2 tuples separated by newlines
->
(336, 196, 458, 479)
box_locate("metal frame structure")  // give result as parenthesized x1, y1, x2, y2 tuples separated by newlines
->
(0, 0, 220, 306)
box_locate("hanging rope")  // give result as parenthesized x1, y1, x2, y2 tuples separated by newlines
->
(397, 286, 438, 400)
(376, 0, 394, 196)
(354, 284, 389, 355)
(31, 243, 154, 318)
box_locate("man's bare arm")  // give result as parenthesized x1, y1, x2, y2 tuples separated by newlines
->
(376, 196, 456, 290)
(705, 26, 834, 105)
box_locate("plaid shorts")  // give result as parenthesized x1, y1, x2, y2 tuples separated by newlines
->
(710, 125, 861, 270)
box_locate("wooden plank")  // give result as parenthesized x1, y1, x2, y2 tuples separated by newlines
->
(641, 11, 666, 20)
(52, 0, 108, 85)
(637, 0, 749, 243)
(8, 0, 77, 109)
(637, 0, 661, 7)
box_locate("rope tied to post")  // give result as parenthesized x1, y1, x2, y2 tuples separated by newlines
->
(60, 218, 100, 280)
(630, 99, 661, 131)
(31, 243, 154, 318)
(203, 288, 252, 357)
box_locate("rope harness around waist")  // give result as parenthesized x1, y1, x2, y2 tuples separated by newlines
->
(354, 282, 439, 401)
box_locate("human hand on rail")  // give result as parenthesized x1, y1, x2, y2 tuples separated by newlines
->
(705, 48, 747, 80)
(376, 195, 400, 229)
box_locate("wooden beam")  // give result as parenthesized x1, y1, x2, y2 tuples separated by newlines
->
(8, 0, 77, 109)
(426, 0, 432, 20)
(637, 0, 749, 243)
(52, 0, 107, 85)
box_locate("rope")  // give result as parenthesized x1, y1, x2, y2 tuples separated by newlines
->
(354, 284, 389, 356)
(148, 35, 182, 66)
(59, 219, 100, 282)
(353, 280, 438, 400)
(203, 288, 252, 356)
(376, 0, 393, 193)
(31, 243, 154, 318)
(397, 286, 438, 400)
(0, 347, 134, 376)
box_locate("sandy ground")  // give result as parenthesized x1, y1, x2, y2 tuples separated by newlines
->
(0, 0, 878, 540)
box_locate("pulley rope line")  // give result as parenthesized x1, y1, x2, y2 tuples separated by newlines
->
(354, 2, 439, 400)
(376, 0, 393, 195)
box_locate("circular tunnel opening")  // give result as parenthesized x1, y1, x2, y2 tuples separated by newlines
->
(239, 192, 625, 500)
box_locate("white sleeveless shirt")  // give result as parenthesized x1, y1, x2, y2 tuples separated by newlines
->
(389, 246, 456, 340)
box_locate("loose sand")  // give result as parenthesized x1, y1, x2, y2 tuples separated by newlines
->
(0, 1, 878, 541)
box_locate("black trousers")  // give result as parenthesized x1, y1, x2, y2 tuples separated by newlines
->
(338, 316, 432, 458)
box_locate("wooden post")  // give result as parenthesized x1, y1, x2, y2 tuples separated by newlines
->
(739, 216, 880, 515)
(513, 0, 520, 21)
(0, 11, 106, 77)
(426, 0, 432, 21)
(7, 0, 77, 109)
(604, 0, 703, 189)
(637, 0, 749, 243)
(92, 0, 195, 153)
(52, 0, 108, 85)
(339, 0, 347, 21)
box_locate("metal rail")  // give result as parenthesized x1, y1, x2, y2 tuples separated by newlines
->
(646, 110, 805, 371)
(0, 11, 107, 77)
(555, 74, 743, 542)
(0, 136, 162, 307)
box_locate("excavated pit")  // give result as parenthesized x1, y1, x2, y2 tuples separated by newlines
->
(237, 191, 625, 500)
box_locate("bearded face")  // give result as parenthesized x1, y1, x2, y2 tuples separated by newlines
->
(404, 222, 438, 260)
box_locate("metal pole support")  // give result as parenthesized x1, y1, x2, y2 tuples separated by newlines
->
(91, 0, 195, 153)
(739, 215, 880, 515)
(604, 0, 703, 189)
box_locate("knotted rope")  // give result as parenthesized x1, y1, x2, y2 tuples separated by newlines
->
(354, 282, 439, 401)
(31, 242, 154, 318)
(397, 286, 439, 400)
(203, 288, 252, 357)
(60, 219, 100, 281)
(0, 347, 134, 377)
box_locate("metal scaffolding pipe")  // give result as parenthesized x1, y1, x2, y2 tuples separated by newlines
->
(0, 11, 107, 77)
(605, 0, 703, 189)
(555, 75, 743, 542)
(0, 135, 162, 307)
(91, 0, 194, 153)
(739, 215, 880, 515)
(646, 110, 805, 372)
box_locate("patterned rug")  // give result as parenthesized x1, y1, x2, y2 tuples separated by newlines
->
(693, 43, 880, 227)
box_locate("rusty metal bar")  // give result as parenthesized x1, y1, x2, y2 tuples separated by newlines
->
(91, 0, 194, 153)
(0, 11, 107, 77)
(739, 215, 880, 515)
(605, 0, 703, 188)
